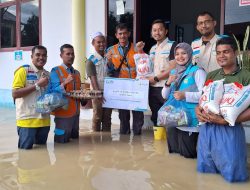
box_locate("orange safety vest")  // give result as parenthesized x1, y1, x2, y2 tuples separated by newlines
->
(52, 66, 81, 118)
(111, 43, 137, 79)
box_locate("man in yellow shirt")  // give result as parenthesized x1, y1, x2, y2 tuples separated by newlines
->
(12, 45, 50, 149)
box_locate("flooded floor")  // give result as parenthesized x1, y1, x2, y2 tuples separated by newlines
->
(0, 108, 250, 190)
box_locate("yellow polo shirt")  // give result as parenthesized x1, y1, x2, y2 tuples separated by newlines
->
(13, 67, 50, 128)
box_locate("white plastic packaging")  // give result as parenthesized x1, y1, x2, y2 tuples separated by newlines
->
(134, 53, 154, 79)
(220, 82, 250, 126)
(199, 79, 224, 114)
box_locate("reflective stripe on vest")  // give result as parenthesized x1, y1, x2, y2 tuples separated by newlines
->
(15, 65, 50, 120)
(111, 44, 137, 79)
(88, 54, 107, 89)
(52, 66, 81, 118)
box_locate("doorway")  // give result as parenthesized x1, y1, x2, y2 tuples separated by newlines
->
(106, 0, 171, 52)
(106, 0, 135, 47)
(136, 0, 171, 53)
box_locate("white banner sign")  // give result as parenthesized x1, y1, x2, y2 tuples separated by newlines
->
(239, 0, 250, 6)
(116, 0, 125, 15)
(103, 78, 149, 111)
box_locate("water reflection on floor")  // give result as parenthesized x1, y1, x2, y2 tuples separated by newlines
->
(0, 108, 250, 190)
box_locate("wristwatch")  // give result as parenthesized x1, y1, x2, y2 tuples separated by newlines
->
(165, 81, 171, 87)
(153, 76, 159, 82)
(35, 83, 40, 91)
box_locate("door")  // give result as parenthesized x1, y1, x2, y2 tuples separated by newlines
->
(105, 0, 171, 52)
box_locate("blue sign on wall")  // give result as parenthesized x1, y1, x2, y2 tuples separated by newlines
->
(14, 50, 23, 61)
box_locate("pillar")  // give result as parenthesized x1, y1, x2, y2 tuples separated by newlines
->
(72, 0, 86, 82)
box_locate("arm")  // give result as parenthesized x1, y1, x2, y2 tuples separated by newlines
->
(195, 71, 229, 125)
(105, 48, 115, 70)
(162, 72, 177, 99)
(195, 104, 228, 125)
(49, 67, 70, 94)
(13, 78, 48, 98)
(163, 41, 177, 80)
(236, 108, 250, 123)
(90, 75, 105, 103)
(89, 76, 99, 90)
(201, 96, 250, 126)
(12, 68, 48, 99)
(158, 59, 176, 80)
(185, 69, 207, 103)
(162, 86, 171, 99)
(86, 60, 99, 90)
(86, 59, 105, 103)
(12, 85, 36, 99)
(135, 41, 145, 53)
(147, 60, 176, 85)
(200, 92, 250, 126)
(195, 106, 210, 123)
(205, 90, 250, 125)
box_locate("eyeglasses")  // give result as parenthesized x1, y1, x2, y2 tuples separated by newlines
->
(197, 20, 213, 26)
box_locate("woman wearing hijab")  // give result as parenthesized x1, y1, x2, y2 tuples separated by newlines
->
(161, 42, 207, 158)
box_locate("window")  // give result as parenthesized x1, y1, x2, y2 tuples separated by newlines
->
(106, 0, 135, 47)
(0, 0, 40, 51)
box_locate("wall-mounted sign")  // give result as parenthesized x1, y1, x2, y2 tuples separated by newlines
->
(116, 0, 125, 15)
(14, 50, 23, 61)
(239, 0, 250, 6)
(226, 0, 250, 24)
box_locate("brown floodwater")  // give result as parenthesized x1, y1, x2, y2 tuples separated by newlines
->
(0, 108, 250, 190)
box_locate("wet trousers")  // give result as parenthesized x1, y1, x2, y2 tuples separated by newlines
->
(92, 98, 112, 131)
(119, 109, 144, 135)
(149, 86, 165, 126)
(197, 123, 249, 182)
(54, 115, 79, 143)
(167, 127, 198, 158)
(17, 126, 50, 149)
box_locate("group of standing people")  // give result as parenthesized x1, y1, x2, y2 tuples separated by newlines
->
(12, 11, 249, 182)
(13, 44, 82, 148)
(86, 11, 250, 182)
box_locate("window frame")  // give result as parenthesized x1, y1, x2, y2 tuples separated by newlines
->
(105, 0, 139, 46)
(0, 0, 41, 52)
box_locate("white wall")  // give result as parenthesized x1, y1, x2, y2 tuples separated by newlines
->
(42, 0, 72, 70)
(0, 0, 72, 90)
(0, 0, 105, 103)
(85, 0, 105, 58)
(0, 52, 31, 90)
(0, 0, 72, 106)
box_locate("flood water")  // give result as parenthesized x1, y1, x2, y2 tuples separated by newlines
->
(0, 108, 250, 190)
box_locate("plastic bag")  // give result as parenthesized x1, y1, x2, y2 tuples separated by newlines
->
(199, 79, 224, 114)
(220, 82, 250, 126)
(134, 53, 153, 79)
(36, 92, 68, 114)
(157, 97, 191, 127)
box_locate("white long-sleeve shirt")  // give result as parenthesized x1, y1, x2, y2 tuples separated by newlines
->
(161, 68, 207, 133)
(162, 69, 207, 102)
